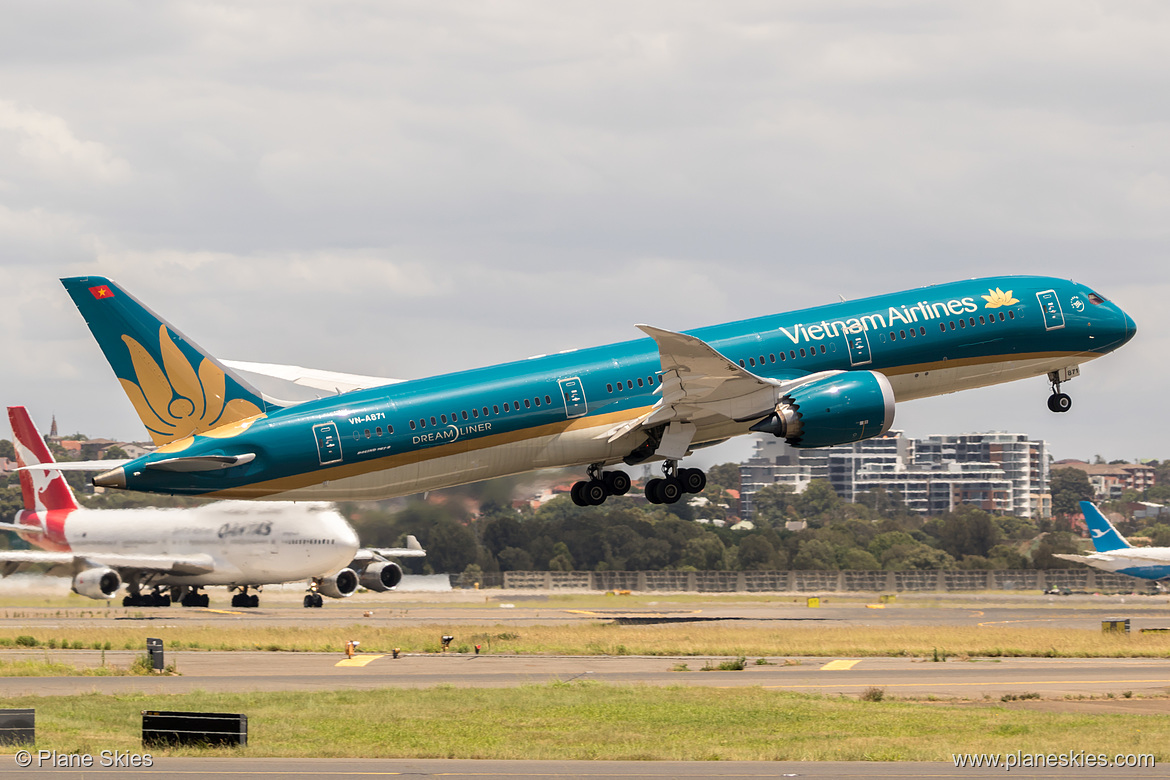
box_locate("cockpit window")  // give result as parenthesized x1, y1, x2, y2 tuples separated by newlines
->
(1087, 292, 1106, 305)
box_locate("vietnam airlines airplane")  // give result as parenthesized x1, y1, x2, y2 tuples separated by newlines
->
(1, 406, 424, 608)
(1054, 501, 1170, 584)
(59, 275, 1135, 505)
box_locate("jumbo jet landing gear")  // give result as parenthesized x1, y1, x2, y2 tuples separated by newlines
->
(230, 586, 260, 608)
(570, 464, 632, 507)
(123, 586, 171, 608)
(1047, 371, 1073, 413)
(645, 461, 707, 505)
(179, 587, 210, 608)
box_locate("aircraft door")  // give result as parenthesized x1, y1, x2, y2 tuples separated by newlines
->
(845, 330, 872, 367)
(1035, 290, 1065, 330)
(313, 422, 343, 466)
(558, 377, 588, 419)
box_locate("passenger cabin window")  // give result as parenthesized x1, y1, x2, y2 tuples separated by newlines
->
(430, 416, 437, 426)
(419, 418, 427, 429)
(1008, 311, 1015, 319)
(409, 420, 416, 430)
(524, 399, 531, 409)
(493, 405, 499, 414)
(799, 348, 806, 357)
(607, 383, 613, 393)
(472, 408, 479, 418)
(482, 406, 489, 416)
(534, 397, 540, 407)
(637, 378, 644, 388)
(739, 360, 745, 367)
(441, 414, 447, 423)
(504, 402, 510, 412)
(545, 395, 552, 404)
(461, 411, 468, 421)
(769, 353, 775, 363)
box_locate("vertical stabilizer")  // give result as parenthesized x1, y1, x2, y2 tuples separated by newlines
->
(7, 406, 79, 513)
(61, 276, 280, 446)
(1080, 501, 1130, 552)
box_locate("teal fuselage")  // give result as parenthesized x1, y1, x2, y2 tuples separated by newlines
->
(103, 275, 1136, 500)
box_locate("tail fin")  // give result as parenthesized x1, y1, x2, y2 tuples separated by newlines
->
(61, 276, 279, 446)
(1080, 500, 1130, 552)
(7, 406, 79, 513)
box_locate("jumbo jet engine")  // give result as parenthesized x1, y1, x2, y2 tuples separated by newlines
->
(72, 567, 121, 600)
(318, 568, 359, 599)
(359, 561, 403, 592)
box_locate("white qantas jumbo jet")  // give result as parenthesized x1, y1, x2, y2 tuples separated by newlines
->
(0, 406, 424, 608)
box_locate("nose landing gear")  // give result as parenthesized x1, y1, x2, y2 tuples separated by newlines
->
(1047, 372, 1072, 413)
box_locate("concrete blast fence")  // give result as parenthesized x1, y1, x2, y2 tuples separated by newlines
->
(475, 569, 1146, 593)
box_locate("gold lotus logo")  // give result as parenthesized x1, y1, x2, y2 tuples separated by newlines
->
(120, 325, 263, 445)
(981, 288, 1018, 308)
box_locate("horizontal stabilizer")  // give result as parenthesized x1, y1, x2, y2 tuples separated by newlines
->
(145, 453, 256, 473)
(17, 459, 130, 472)
(221, 360, 402, 402)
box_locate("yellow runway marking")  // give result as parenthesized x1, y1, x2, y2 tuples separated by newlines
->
(819, 660, 860, 670)
(335, 655, 385, 667)
(199, 608, 245, 615)
(764, 678, 1170, 690)
(978, 618, 1064, 627)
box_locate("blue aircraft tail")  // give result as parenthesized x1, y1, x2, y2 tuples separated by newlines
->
(1080, 501, 1130, 552)
(61, 276, 279, 446)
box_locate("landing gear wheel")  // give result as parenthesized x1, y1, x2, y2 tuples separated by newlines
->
(303, 594, 316, 608)
(1048, 392, 1072, 413)
(656, 477, 684, 504)
(313, 593, 323, 608)
(582, 480, 608, 506)
(678, 468, 706, 494)
(570, 481, 588, 507)
(645, 478, 664, 504)
(603, 470, 631, 496)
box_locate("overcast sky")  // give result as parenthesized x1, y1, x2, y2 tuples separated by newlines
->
(1, 1, 1166, 467)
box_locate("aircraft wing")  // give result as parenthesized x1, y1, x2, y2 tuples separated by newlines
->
(597, 325, 827, 456)
(0, 547, 215, 577)
(16, 459, 131, 472)
(352, 535, 426, 560)
(221, 360, 403, 402)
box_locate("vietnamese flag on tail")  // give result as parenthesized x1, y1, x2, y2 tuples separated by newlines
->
(89, 285, 114, 299)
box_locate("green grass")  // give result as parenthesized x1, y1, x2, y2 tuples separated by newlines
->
(0, 655, 161, 677)
(3, 684, 1167, 761)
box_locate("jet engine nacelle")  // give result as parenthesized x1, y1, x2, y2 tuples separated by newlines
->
(72, 567, 121, 600)
(360, 561, 403, 592)
(750, 370, 895, 448)
(318, 567, 359, 599)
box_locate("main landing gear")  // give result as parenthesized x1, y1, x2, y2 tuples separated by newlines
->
(644, 461, 706, 505)
(570, 464, 632, 507)
(1047, 376, 1072, 413)
(179, 588, 210, 608)
(123, 587, 171, 608)
(230, 586, 260, 608)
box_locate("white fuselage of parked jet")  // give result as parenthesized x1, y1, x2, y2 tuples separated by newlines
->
(10, 501, 359, 588)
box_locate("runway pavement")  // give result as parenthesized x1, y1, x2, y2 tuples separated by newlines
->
(3, 591, 1170, 631)
(3, 650, 1170, 702)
